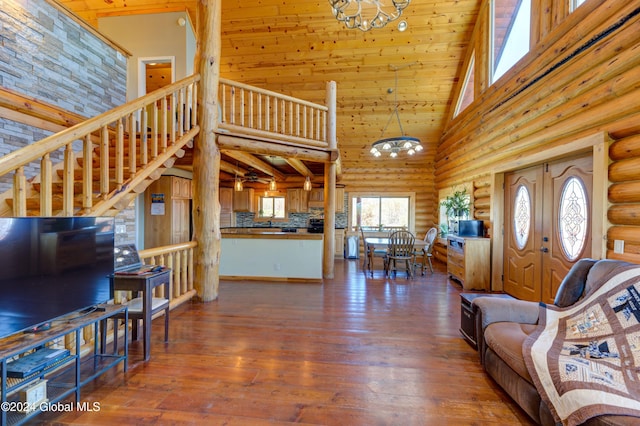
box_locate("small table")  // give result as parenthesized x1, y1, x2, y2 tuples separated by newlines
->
(110, 268, 170, 361)
(460, 292, 514, 350)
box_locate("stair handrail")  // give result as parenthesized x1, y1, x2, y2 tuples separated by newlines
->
(0, 74, 201, 177)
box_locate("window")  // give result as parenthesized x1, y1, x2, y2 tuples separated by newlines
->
(491, 0, 531, 82)
(513, 185, 531, 249)
(571, 0, 586, 11)
(558, 177, 588, 260)
(454, 53, 475, 116)
(348, 192, 415, 231)
(259, 196, 286, 219)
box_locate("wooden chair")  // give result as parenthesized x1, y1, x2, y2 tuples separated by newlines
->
(360, 226, 387, 277)
(415, 227, 438, 275)
(384, 230, 416, 278)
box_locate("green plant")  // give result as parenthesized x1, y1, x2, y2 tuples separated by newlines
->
(441, 188, 471, 217)
(439, 223, 448, 237)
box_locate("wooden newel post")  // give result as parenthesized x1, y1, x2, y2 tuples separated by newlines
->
(323, 81, 337, 279)
(193, 0, 221, 302)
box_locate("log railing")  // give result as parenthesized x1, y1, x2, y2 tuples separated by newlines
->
(71, 242, 198, 357)
(139, 241, 198, 308)
(0, 74, 200, 217)
(218, 78, 329, 148)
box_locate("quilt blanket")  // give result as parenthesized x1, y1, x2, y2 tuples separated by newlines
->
(523, 266, 640, 426)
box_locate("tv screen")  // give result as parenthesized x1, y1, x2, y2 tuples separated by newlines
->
(0, 217, 115, 339)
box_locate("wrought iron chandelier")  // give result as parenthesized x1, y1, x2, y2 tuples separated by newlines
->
(370, 65, 423, 158)
(328, 0, 411, 32)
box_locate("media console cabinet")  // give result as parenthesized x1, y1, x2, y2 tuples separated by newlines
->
(0, 304, 127, 426)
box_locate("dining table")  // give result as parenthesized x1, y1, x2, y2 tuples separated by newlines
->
(363, 237, 429, 277)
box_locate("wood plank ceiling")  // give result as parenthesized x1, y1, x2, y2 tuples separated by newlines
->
(59, 0, 482, 188)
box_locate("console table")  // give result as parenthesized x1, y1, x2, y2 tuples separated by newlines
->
(0, 304, 127, 426)
(110, 268, 170, 361)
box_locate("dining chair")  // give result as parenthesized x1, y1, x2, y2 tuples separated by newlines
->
(384, 230, 416, 278)
(360, 226, 387, 277)
(415, 227, 438, 275)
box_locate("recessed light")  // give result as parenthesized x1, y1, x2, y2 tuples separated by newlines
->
(398, 20, 408, 32)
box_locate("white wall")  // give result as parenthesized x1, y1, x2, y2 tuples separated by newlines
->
(98, 12, 196, 101)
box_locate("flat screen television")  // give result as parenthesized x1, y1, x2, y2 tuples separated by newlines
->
(458, 220, 484, 237)
(0, 217, 115, 339)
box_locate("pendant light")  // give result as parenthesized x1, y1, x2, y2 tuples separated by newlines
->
(234, 176, 244, 192)
(268, 156, 277, 191)
(303, 176, 313, 191)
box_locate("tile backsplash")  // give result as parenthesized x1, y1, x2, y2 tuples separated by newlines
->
(232, 192, 348, 228)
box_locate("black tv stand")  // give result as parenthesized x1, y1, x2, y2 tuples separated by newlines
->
(0, 304, 127, 426)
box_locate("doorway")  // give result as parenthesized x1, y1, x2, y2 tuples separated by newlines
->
(503, 154, 593, 303)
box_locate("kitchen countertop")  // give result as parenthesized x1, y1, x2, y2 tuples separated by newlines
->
(222, 232, 322, 240)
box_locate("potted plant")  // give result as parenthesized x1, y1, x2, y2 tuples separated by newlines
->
(441, 188, 471, 234)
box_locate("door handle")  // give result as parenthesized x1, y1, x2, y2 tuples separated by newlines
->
(540, 246, 549, 253)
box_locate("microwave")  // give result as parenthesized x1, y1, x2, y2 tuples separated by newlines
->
(458, 220, 484, 237)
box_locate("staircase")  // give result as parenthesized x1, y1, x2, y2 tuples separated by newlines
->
(0, 75, 200, 217)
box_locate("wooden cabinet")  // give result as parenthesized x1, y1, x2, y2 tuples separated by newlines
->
(335, 187, 345, 213)
(447, 235, 490, 291)
(307, 187, 345, 213)
(220, 187, 234, 228)
(308, 188, 324, 208)
(145, 176, 192, 248)
(287, 188, 309, 213)
(335, 229, 345, 258)
(233, 188, 255, 212)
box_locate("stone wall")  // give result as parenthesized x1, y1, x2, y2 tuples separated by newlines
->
(0, 0, 127, 189)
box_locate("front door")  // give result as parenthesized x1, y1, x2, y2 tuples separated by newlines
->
(504, 155, 592, 303)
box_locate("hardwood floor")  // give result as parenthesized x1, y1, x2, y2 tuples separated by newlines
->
(33, 259, 534, 425)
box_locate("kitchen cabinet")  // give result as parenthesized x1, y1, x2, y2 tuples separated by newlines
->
(220, 187, 234, 228)
(287, 188, 309, 213)
(307, 187, 345, 213)
(335, 229, 345, 258)
(233, 188, 255, 212)
(145, 175, 192, 248)
(335, 187, 345, 213)
(447, 235, 490, 291)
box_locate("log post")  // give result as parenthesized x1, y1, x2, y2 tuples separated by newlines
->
(192, 0, 221, 302)
(323, 81, 337, 279)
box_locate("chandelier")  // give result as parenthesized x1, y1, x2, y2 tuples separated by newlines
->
(370, 65, 423, 158)
(328, 0, 411, 32)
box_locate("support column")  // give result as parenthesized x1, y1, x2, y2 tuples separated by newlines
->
(193, 0, 221, 301)
(323, 81, 337, 279)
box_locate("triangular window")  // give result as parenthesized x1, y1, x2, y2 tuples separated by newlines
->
(454, 53, 475, 116)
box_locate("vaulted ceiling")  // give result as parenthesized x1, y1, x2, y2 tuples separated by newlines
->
(60, 0, 481, 186)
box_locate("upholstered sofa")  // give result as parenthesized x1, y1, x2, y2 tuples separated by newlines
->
(473, 259, 640, 425)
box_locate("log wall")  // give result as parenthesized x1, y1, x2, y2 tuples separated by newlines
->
(608, 134, 640, 263)
(338, 158, 437, 239)
(438, 0, 640, 265)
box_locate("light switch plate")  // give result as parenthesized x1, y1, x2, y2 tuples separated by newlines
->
(614, 240, 625, 254)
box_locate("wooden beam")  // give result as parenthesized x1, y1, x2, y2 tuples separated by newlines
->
(220, 150, 286, 180)
(220, 160, 248, 176)
(284, 158, 313, 178)
(192, 0, 221, 302)
(217, 133, 335, 163)
(323, 81, 337, 279)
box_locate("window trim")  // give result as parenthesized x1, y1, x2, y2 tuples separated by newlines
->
(347, 191, 416, 233)
(255, 193, 288, 222)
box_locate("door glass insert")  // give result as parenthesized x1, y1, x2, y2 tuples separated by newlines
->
(559, 176, 588, 260)
(514, 185, 531, 249)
